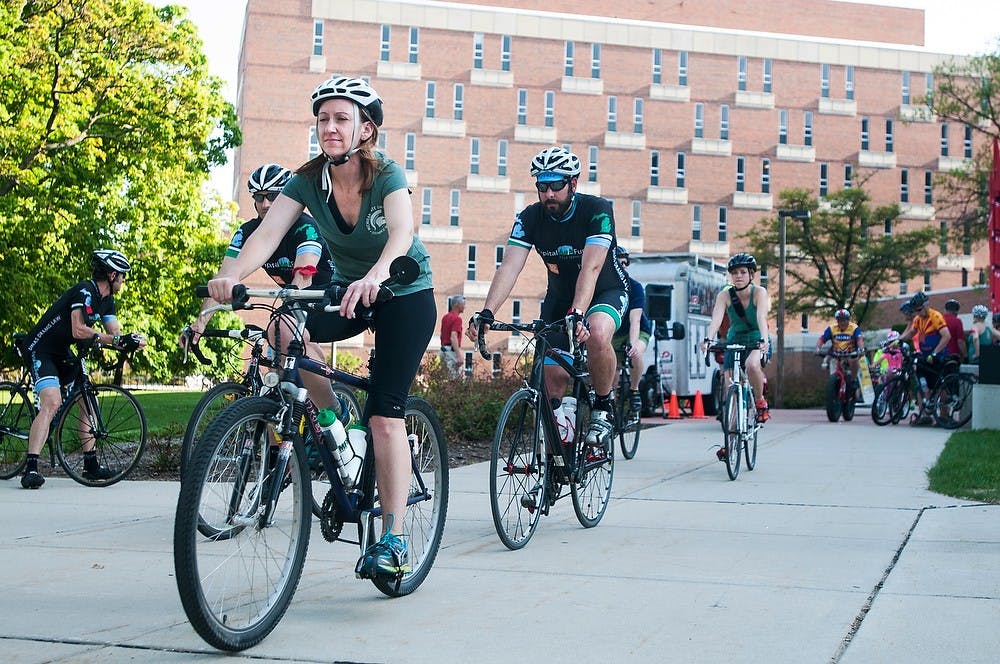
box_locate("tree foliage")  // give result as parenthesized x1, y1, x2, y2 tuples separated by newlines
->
(743, 187, 939, 326)
(0, 0, 241, 379)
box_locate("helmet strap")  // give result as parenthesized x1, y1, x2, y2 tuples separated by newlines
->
(732, 281, 751, 292)
(321, 104, 361, 201)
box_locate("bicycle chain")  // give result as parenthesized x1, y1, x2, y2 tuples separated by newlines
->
(320, 488, 344, 542)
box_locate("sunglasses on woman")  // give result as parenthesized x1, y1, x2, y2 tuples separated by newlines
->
(534, 178, 570, 193)
(252, 191, 280, 203)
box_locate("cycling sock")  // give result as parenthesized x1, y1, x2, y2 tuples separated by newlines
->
(594, 392, 613, 413)
(83, 450, 99, 471)
(26, 454, 39, 473)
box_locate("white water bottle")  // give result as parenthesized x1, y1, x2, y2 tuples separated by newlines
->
(343, 424, 368, 488)
(918, 376, 929, 395)
(555, 396, 577, 444)
(317, 407, 357, 489)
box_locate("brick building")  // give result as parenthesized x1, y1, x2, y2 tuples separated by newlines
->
(232, 0, 987, 362)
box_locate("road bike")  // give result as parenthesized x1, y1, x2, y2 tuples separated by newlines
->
(706, 340, 763, 481)
(477, 314, 614, 550)
(0, 336, 147, 486)
(818, 348, 860, 422)
(614, 343, 641, 459)
(173, 256, 448, 652)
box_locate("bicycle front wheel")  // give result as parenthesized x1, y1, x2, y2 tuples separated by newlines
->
(616, 379, 640, 460)
(932, 373, 974, 429)
(55, 384, 147, 487)
(571, 400, 614, 528)
(744, 393, 758, 471)
(173, 397, 311, 652)
(490, 389, 547, 550)
(181, 381, 247, 478)
(723, 384, 742, 480)
(871, 383, 892, 426)
(0, 382, 35, 479)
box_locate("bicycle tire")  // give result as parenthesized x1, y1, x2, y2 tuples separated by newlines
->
(617, 373, 640, 460)
(825, 375, 842, 422)
(308, 383, 363, 519)
(932, 373, 974, 430)
(871, 383, 892, 426)
(571, 398, 614, 528)
(55, 384, 147, 487)
(489, 389, 547, 550)
(723, 384, 742, 480)
(181, 381, 247, 479)
(842, 390, 857, 421)
(369, 396, 449, 596)
(173, 397, 311, 651)
(744, 396, 758, 471)
(885, 375, 911, 425)
(0, 382, 35, 479)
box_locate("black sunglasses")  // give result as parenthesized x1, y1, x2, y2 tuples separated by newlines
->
(253, 191, 280, 203)
(535, 178, 570, 193)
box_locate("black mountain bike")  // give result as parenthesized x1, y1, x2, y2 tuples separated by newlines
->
(0, 336, 146, 486)
(173, 257, 448, 651)
(477, 314, 614, 550)
(614, 344, 641, 459)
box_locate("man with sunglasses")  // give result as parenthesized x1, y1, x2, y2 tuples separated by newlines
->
(468, 146, 629, 450)
(182, 163, 335, 342)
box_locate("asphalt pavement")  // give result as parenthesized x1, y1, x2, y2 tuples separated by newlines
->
(1, 409, 998, 663)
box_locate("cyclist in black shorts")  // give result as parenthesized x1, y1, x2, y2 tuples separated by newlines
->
(467, 146, 628, 448)
(18, 250, 147, 489)
(612, 247, 653, 418)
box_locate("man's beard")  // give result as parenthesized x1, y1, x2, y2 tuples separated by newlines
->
(545, 197, 571, 218)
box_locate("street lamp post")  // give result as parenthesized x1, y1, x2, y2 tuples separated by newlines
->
(775, 209, 811, 409)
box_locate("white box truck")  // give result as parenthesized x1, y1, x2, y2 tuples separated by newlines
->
(626, 253, 729, 416)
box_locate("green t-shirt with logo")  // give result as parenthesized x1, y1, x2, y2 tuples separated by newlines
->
(282, 156, 433, 296)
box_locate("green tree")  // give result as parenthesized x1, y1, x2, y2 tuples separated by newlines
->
(743, 187, 939, 326)
(0, 0, 241, 379)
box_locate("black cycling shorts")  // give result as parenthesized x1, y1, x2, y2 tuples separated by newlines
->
(540, 287, 628, 353)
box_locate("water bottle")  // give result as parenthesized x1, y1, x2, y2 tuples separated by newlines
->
(555, 396, 577, 444)
(316, 407, 358, 489)
(918, 376, 929, 395)
(343, 424, 368, 488)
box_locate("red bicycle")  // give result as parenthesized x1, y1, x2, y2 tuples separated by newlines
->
(818, 349, 860, 422)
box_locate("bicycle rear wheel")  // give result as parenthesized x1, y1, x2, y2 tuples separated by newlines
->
(871, 383, 892, 426)
(366, 397, 448, 596)
(571, 399, 614, 528)
(616, 376, 640, 460)
(181, 381, 247, 478)
(723, 384, 742, 480)
(174, 397, 311, 652)
(0, 382, 35, 479)
(55, 384, 147, 487)
(490, 389, 547, 550)
(932, 373, 974, 429)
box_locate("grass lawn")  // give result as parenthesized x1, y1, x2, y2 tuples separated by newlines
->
(132, 390, 204, 436)
(927, 429, 1000, 504)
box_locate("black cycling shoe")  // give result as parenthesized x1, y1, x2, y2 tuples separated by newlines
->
(82, 465, 115, 481)
(21, 471, 45, 489)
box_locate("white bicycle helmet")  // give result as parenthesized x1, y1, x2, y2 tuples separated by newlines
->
(972, 304, 989, 320)
(247, 163, 292, 193)
(91, 249, 131, 274)
(310, 76, 383, 125)
(529, 147, 581, 178)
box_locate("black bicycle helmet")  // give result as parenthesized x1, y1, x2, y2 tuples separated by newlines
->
(908, 291, 928, 310)
(615, 246, 630, 264)
(727, 252, 757, 273)
(247, 163, 292, 194)
(900, 301, 914, 314)
(944, 298, 960, 313)
(91, 249, 131, 274)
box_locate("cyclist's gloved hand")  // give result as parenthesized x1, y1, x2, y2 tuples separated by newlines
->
(923, 353, 935, 365)
(118, 333, 143, 352)
(471, 308, 494, 327)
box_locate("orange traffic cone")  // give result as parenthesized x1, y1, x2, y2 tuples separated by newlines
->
(692, 390, 707, 419)
(667, 392, 681, 419)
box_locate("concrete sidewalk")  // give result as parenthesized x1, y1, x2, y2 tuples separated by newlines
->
(1, 410, 997, 663)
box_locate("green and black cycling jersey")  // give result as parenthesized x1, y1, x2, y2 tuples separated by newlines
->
(21, 280, 116, 353)
(226, 213, 335, 286)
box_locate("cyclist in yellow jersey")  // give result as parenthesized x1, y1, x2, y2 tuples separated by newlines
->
(815, 309, 865, 399)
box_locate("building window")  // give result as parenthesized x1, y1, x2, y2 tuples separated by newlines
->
(453, 83, 464, 120)
(424, 82, 436, 118)
(940, 123, 949, 156)
(737, 55, 748, 91)
(694, 103, 704, 138)
(760, 265, 768, 290)
(925, 170, 933, 204)
(408, 27, 419, 64)
(380, 24, 390, 62)
(564, 41, 574, 76)
(467, 245, 477, 281)
(819, 163, 828, 197)
(591, 43, 601, 78)
(405, 133, 415, 170)
(939, 219, 948, 253)
(308, 127, 319, 160)
(718, 207, 728, 242)
(964, 125, 973, 158)
(450, 189, 460, 226)
(902, 71, 911, 105)
(607, 96, 617, 132)
(720, 105, 730, 140)
(900, 168, 909, 203)
(511, 299, 521, 336)
(763, 58, 773, 93)
(821, 63, 830, 98)
(923, 269, 931, 292)
(885, 119, 894, 153)
(778, 109, 788, 145)
(846, 65, 855, 100)
(312, 20, 323, 57)
(469, 137, 480, 175)
(735, 156, 746, 192)
(495, 245, 504, 269)
(860, 117, 869, 151)
(899, 276, 907, 295)
(652, 48, 662, 84)
(801, 313, 809, 333)
(676, 152, 686, 188)
(544, 91, 555, 128)
(650, 150, 660, 186)
(501, 35, 512, 71)
(633, 98, 644, 134)
(844, 164, 853, 189)
(517, 88, 527, 125)
(804, 111, 813, 146)
(678, 51, 688, 86)
(421, 188, 432, 225)
(631, 200, 641, 237)
(926, 72, 935, 106)
(588, 146, 599, 183)
(884, 216, 893, 236)
(473, 32, 483, 69)
(498, 140, 508, 177)
(762, 159, 771, 194)
(692, 204, 702, 240)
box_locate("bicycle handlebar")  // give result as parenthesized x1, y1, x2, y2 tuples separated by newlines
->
(475, 317, 570, 360)
(703, 339, 763, 367)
